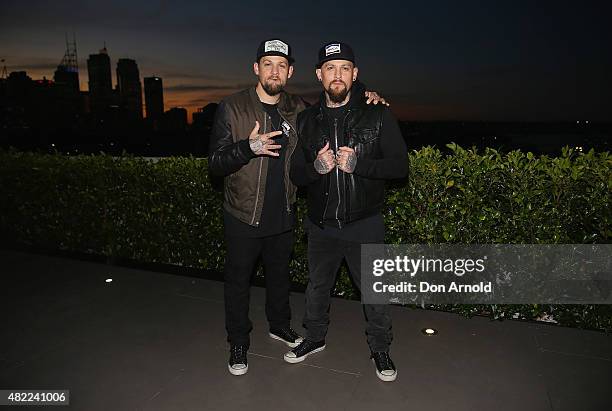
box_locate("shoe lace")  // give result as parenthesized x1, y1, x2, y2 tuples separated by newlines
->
(285, 327, 298, 339)
(231, 345, 247, 360)
(295, 339, 316, 354)
(372, 352, 391, 370)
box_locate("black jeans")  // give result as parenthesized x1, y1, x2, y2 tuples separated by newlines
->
(224, 230, 294, 347)
(304, 225, 393, 352)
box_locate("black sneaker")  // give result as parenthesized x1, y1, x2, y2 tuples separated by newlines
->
(371, 351, 397, 382)
(228, 345, 248, 376)
(269, 327, 304, 348)
(284, 339, 325, 363)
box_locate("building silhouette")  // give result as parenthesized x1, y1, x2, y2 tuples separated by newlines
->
(3, 71, 32, 128)
(144, 76, 164, 120)
(32, 77, 56, 128)
(161, 107, 187, 133)
(53, 35, 82, 122)
(192, 103, 218, 155)
(116, 58, 142, 120)
(0, 67, 7, 128)
(87, 46, 113, 118)
(192, 103, 217, 135)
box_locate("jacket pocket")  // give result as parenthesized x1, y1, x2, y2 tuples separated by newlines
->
(352, 128, 378, 143)
(351, 128, 379, 156)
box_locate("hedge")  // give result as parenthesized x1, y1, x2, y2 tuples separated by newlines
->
(1, 145, 610, 331)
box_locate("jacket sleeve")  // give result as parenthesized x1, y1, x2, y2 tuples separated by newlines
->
(290, 112, 322, 186)
(352, 109, 409, 180)
(208, 101, 256, 176)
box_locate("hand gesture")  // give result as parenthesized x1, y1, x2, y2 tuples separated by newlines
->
(249, 121, 283, 157)
(314, 142, 336, 174)
(336, 146, 357, 173)
(364, 91, 390, 106)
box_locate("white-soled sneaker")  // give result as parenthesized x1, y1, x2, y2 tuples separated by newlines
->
(228, 345, 248, 376)
(371, 351, 397, 382)
(269, 327, 304, 348)
(284, 339, 326, 363)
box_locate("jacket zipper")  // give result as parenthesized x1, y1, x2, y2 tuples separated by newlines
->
(320, 144, 331, 225)
(333, 118, 342, 229)
(341, 110, 351, 223)
(250, 115, 266, 225)
(278, 109, 295, 213)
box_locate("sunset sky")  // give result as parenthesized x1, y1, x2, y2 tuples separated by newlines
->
(1, 0, 610, 122)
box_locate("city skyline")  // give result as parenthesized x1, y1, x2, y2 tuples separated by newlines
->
(1, 1, 610, 122)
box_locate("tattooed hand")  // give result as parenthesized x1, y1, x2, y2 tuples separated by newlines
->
(364, 91, 390, 106)
(337, 146, 357, 173)
(249, 121, 283, 156)
(314, 142, 336, 174)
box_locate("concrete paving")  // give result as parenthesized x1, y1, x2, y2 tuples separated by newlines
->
(1, 249, 610, 411)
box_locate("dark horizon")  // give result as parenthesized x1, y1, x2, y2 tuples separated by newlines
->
(1, 0, 611, 123)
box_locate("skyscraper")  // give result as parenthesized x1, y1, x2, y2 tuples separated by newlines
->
(54, 35, 81, 119)
(116, 58, 142, 120)
(4, 71, 32, 128)
(144, 76, 163, 120)
(87, 46, 113, 117)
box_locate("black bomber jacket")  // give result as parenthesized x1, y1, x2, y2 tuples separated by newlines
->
(208, 87, 305, 226)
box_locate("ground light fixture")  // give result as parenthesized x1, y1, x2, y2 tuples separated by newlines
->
(105, 278, 113, 283)
(421, 327, 438, 336)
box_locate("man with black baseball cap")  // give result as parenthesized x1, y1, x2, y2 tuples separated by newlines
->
(288, 41, 408, 382)
(208, 39, 387, 376)
(256, 38, 296, 64)
(315, 41, 355, 68)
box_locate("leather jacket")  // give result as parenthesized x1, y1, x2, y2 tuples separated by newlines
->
(208, 87, 305, 226)
(291, 81, 408, 228)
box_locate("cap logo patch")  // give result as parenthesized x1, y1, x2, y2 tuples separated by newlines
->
(264, 40, 289, 55)
(325, 43, 341, 56)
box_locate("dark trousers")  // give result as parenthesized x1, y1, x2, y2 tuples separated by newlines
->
(224, 230, 294, 347)
(304, 227, 393, 352)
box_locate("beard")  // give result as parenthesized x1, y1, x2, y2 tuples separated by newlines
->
(326, 81, 350, 103)
(261, 77, 285, 96)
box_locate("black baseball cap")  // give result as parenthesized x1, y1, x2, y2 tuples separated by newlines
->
(256, 39, 295, 65)
(316, 41, 356, 68)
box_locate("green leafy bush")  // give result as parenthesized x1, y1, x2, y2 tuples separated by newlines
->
(1, 146, 610, 331)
